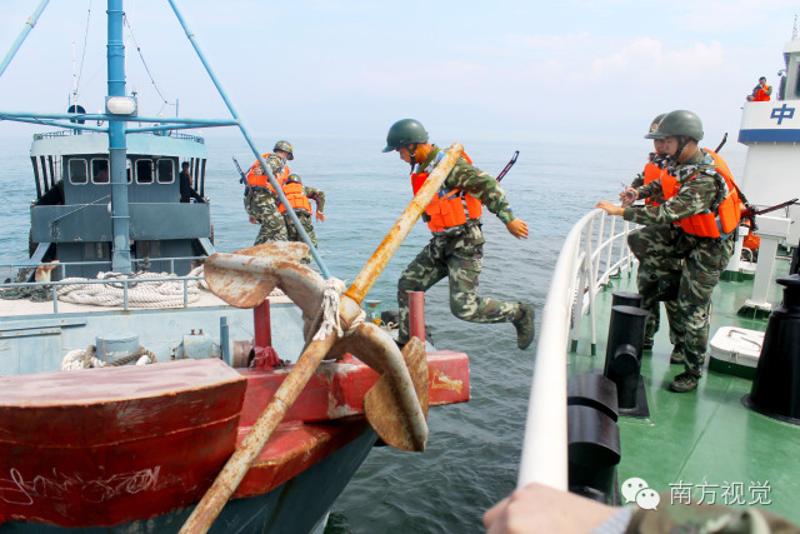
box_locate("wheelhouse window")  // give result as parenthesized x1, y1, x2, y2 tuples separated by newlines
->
(68, 158, 88, 185)
(136, 159, 154, 184)
(156, 158, 175, 184)
(91, 158, 110, 184)
(127, 158, 132, 183)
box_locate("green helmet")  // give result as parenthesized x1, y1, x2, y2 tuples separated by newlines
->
(645, 110, 704, 141)
(382, 119, 429, 153)
(646, 113, 667, 138)
(273, 140, 294, 160)
(286, 173, 302, 184)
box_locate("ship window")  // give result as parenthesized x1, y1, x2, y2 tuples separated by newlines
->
(156, 158, 175, 184)
(136, 159, 154, 184)
(68, 159, 88, 185)
(795, 64, 800, 99)
(91, 158, 110, 184)
(127, 158, 132, 183)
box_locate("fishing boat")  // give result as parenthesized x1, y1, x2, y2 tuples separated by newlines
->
(0, 2, 469, 532)
(516, 27, 800, 523)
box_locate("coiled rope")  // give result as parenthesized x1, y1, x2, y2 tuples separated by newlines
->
(56, 266, 206, 309)
(61, 344, 157, 370)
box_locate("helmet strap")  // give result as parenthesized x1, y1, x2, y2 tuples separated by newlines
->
(408, 143, 418, 169)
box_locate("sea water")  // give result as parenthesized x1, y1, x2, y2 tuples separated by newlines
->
(0, 133, 745, 533)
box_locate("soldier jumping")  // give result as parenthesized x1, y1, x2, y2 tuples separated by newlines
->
(382, 118, 536, 351)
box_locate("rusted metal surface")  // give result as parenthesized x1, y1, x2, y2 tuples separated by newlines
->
(345, 144, 463, 304)
(364, 338, 431, 451)
(237, 350, 469, 425)
(204, 242, 319, 309)
(331, 323, 429, 451)
(408, 290, 426, 343)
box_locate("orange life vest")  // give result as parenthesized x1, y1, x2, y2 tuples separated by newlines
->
(674, 149, 742, 239)
(411, 151, 482, 234)
(642, 161, 678, 206)
(753, 85, 771, 102)
(278, 181, 312, 214)
(246, 153, 290, 193)
(743, 232, 761, 251)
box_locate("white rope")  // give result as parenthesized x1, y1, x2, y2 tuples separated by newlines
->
(312, 278, 345, 341)
(56, 267, 206, 309)
(311, 278, 365, 341)
(61, 345, 105, 370)
(61, 344, 157, 370)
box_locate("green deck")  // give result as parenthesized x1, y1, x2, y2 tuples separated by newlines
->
(570, 258, 798, 519)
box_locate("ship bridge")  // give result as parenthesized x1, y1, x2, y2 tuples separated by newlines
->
(738, 36, 800, 243)
(29, 131, 211, 278)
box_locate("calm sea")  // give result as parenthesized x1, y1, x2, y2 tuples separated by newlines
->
(0, 133, 745, 533)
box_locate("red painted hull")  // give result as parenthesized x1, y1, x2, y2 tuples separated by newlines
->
(0, 351, 469, 528)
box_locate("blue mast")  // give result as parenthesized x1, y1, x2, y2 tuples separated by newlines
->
(107, 0, 132, 274)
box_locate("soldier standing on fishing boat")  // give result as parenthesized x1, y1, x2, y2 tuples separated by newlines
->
(622, 114, 682, 358)
(244, 140, 294, 244)
(597, 110, 742, 392)
(280, 173, 325, 248)
(382, 119, 535, 350)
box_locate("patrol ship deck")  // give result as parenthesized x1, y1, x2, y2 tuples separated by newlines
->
(570, 259, 797, 520)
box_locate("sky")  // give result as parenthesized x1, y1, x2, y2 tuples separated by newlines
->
(0, 0, 796, 150)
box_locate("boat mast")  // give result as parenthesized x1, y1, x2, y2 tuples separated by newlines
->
(107, 0, 132, 274)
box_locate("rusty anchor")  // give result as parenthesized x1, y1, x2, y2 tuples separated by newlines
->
(180, 144, 464, 534)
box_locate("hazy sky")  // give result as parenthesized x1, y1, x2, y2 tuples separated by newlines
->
(0, 0, 796, 149)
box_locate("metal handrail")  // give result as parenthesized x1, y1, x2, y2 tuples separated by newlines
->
(517, 209, 637, 490)
(0, 274, 205, 313)
(1, 255, 206, 277)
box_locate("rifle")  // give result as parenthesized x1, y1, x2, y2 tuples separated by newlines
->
(232, 156, 247, 185)
(741, 198, 798, 232)
(496, 150, 519, 182)
(714, 132, 728, 153)
(743, 198, 798, 219)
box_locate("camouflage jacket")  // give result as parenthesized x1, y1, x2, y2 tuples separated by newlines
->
(303, 185, 325, 213)
(250, 153, 287, 178)
(623, 150, 722, 226)
(416, 146, 515, 225)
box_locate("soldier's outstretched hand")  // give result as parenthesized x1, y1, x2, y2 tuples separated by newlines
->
(507, 218, 529, 239)
(596, 201, 624, 217)
(619, 187, 638, 206)
(316, 211, 326, 222)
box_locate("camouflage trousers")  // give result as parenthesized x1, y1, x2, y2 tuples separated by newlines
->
(628, 224, 735, 375)
(245, 190, 287, 244)
(285, 211, 318, 248)
(396, 224, 520, 345)
(628, 227, 681, 345)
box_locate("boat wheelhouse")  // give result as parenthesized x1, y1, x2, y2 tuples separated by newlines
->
(29, 130, 211, 277)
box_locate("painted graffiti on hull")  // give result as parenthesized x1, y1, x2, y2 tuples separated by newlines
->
(0, 466, 162, 506)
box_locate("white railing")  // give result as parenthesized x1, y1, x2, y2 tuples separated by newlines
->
(517, 209, 637, 489)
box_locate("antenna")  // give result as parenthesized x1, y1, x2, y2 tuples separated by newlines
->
(794, 15, 798, 40)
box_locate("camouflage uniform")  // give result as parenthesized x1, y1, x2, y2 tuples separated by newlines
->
(627, 153, 681, 348)
(396, 146, 522, 345)
(284, 182, 325, 248)
(623, 150, 735, 377)
(244, 153, 288, 244)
